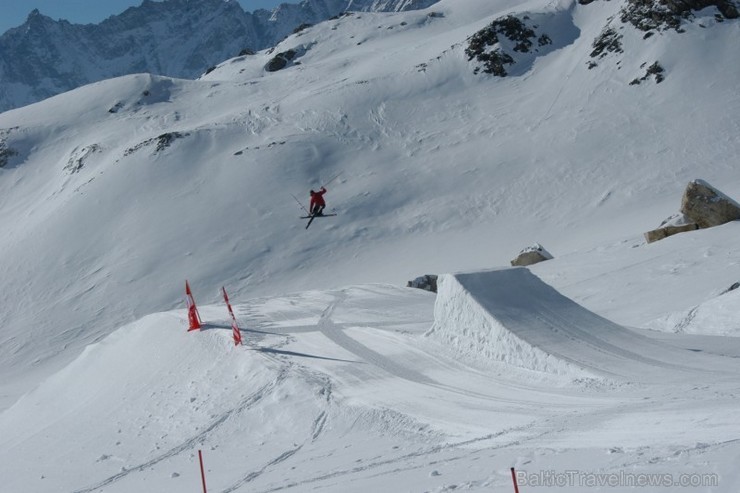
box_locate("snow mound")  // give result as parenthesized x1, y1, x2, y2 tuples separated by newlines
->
(428, 268, 591, 379)
(647, 284, 740, 336)
(0, 309, 324, 493)
(427, 267, 719, 382)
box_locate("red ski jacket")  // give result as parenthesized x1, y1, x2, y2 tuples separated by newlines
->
(309, 187, 327, 209)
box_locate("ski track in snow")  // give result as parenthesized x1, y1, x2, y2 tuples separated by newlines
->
(72, 369, 291, 493)
(220, 273, 740, 491)
(316, 290, 437, 385)
(218, 374, 333, 493)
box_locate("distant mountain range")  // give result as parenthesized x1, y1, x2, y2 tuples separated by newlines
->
(0, 0, 439, 113)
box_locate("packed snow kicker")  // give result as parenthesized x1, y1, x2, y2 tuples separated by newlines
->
(0, 0, 739, 491)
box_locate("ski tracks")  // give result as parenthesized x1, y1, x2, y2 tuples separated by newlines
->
(316, 291, 437, 386)
(239, 290, 436, 386)
(218, 372, 333, 493)
(73, 361, 334, 493)
(71, 369, 290, 493)
(216, 291, 636, 492)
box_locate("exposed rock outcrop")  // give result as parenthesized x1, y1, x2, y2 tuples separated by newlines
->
(620, 0, 739, 32)
(466, 15, 553, 76)
(0, 129, 18, 168)
(124, 132, 190, 156)
(65, 144, 101, 174)
(629, 61, 665, 85)
(407, 275, 438, 293)
(265, 49, 299, 72)
(587, 0, 738, 78)
(0, 141, 17, 168)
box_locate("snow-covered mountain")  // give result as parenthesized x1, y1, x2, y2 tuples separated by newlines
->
(1, 0, 740, 490)
(0, 0, 439, 113)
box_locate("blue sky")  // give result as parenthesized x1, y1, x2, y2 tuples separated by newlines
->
(0, 0, 298, 34)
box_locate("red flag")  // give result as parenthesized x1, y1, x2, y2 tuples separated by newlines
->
(222, 287, 243, 346)
(186, 281, 202, 331)
(231, 319, 243, 346)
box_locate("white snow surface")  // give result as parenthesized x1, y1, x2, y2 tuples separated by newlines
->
(428, 268, 737, 382)
(1, 0, 740, 490)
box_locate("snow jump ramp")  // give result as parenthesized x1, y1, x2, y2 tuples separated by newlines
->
(427, 268, 720, 382)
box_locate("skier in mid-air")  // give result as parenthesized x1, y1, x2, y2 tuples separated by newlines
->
(309, 186, 327, 216)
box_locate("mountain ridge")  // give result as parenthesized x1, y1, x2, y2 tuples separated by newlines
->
(0, 0, 440, 113)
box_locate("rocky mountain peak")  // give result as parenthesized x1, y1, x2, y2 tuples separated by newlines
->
(0, 0, 440, 113)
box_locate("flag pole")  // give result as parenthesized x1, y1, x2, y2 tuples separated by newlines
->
(198, 450, 208, 493)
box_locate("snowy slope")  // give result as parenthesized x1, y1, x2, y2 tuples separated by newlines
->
(1, 260, 740, 491)
(0, 0, 738, 408)
(1, 0, 740, 490)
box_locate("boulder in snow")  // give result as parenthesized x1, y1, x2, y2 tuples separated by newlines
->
(719, 281, 740, 295)
(265, 49, 297, 72)
(510, 243, 553, 267)
(644, 213, 699, 243)
(680, 179, 740, 229)
(644, 223, 699, 243)
(407, 274, 438, 293)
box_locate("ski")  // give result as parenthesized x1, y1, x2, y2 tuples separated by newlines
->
(305, 213, 317, 230)
(304, 213, 336, 230)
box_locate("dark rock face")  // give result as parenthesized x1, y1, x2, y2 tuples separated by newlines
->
(0, 142, 17, 168)
(0, 128, 18, 168)
(64, 144, 101, 174)
(630, 61, 665, 85)
(587, 0, 737, 79)
(590, 27, 624, 59)
(720, 281, 740, 294)
(124, 131, 190, 156)
(292, 23, 313, 35)
(407, 275, 438, 293)
(621, 0, 738, 32)
(466, 15, 553, 76)
(265, 49, 299, 72)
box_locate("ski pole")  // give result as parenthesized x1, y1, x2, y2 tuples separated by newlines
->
(322, 171, 342, 188)
(290, 193, 310, 215)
